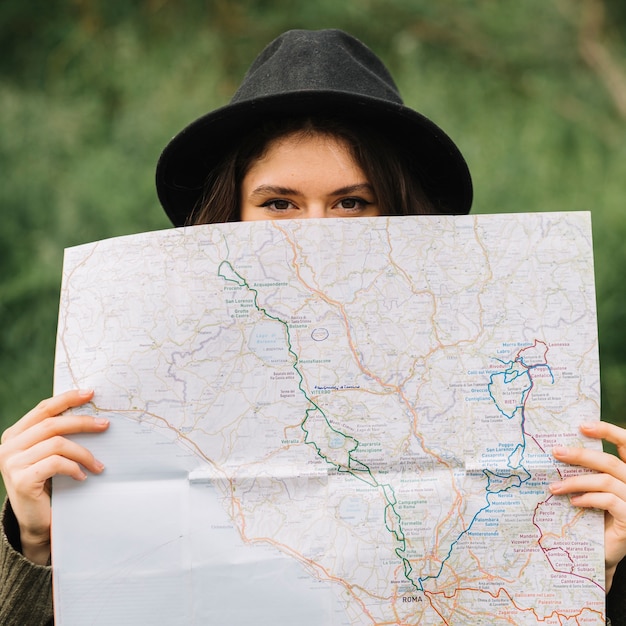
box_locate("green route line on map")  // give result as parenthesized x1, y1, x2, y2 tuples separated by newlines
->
(217, 259, 421, 592)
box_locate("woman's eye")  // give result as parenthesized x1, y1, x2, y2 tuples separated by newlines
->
(337, 197, 368, 210)
(262, 199, 293, 211)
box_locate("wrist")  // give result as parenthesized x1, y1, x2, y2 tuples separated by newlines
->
(20, 530, 51, 565)
(606, 563, 617, 594)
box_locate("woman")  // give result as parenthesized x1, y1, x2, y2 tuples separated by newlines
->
(1, 29, 625, 625)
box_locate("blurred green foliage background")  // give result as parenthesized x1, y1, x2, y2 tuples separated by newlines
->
(1, 0, 625, 498)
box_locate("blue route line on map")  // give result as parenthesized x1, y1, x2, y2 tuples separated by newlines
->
(218, 247, 556, 593)
(417, 344, 554, 588)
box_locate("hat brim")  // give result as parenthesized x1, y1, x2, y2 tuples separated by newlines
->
(156, 91, 473, 226)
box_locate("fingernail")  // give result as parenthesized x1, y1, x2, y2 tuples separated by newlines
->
(548, 482, 562, 493)
(79, 389, 94, 397)
(94, 417, 109, 426)
(552, 446, 567, 457)
(94, 460, 105, 472)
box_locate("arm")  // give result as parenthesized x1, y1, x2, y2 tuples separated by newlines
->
(0, 498, 53, 626)
(549, 421, 626, 621)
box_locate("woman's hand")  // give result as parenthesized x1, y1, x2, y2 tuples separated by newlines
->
(549, 421, 626, 593)
(0, 390, 109, 565)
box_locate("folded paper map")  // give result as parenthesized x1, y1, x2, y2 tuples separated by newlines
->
(52, 213, 605, 624)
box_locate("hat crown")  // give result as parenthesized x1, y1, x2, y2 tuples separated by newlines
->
(231, 29, 403, 106)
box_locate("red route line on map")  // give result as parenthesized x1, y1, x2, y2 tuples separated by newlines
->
(426, 584, 605, 624)
(511, 341, 605, 594)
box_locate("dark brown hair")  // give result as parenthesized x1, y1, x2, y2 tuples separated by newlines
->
(189, 116, 440, 226)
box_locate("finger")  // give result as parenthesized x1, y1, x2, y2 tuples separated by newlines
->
(6, 435, 105, 479)
(552, 445, 626, 482)
(549, 473, 626, 501)
(579, 421, 626, 457)
(566, 491, 626, 521)
(2, 389, 95, 442)
(13, 454, 92, 489)
(2, 413, 109, 452)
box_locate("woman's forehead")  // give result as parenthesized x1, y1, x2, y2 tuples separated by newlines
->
(244, 132, 366, 182)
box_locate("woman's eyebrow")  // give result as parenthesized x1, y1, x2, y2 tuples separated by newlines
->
(249, 185, 300, 197)
(330, 183, 374, 196)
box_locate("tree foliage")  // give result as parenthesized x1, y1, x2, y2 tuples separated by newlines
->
(1, 0, 625, 461)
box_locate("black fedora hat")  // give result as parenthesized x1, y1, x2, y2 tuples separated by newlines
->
(156, 29, 473, 226)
